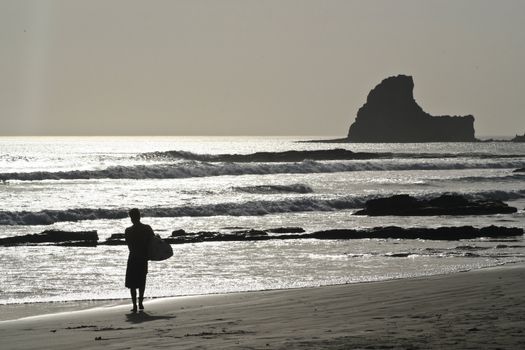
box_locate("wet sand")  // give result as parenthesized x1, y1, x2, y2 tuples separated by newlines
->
(1, 263, 524, 349)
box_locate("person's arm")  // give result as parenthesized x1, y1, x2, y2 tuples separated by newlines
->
(147, 225, 155, 242)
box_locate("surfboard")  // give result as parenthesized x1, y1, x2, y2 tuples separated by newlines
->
(148, 234, 173, 261)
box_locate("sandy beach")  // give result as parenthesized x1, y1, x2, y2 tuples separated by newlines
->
(1, 264, 524, 350)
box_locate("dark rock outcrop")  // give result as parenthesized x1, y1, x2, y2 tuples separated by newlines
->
(0, 230, 98, 246)
(310, 226, 523, 240)
(10, 224, 520, 247)
(514, 168, 525, 173)
(101, 225, 522, 244)
(104, 233, 126, 245)
(267, 227, 305, 234)
(347, 75, 476, 142)
(354, 194, 517, 216)
(232, 229, 268, 237)
(511, 133, 525, 142)
(171, 229, 187, 237)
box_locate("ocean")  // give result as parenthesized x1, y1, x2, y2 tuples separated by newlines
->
(0, 136, 524, 305)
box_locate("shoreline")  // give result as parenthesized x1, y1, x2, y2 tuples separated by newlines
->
(2, 261, 523, 320)
(1, 262, 523, 349)
(0, 261, 520, 322)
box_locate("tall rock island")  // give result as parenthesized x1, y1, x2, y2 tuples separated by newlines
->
(347, 75, 476, 142)
(511, 133, 525, 142)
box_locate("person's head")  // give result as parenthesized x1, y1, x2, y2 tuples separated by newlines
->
(129, 208, 141, 224)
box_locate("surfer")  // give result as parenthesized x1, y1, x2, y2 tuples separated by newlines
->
(125, 208, 154, 313)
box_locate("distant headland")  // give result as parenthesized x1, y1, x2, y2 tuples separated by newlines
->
(347, 75, 476, 142)
(511, 133, 525, 142)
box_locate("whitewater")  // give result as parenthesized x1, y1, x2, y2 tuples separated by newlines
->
(0, 136, 524, 305)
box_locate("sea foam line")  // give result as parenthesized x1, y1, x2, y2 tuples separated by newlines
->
(139, 149, 525, 162)
(0, 197, 370, 226)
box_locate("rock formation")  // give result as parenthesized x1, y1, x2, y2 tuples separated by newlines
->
(310, 226, 523, 240)
(5, 225, 522, 247)
(347, 75, 476, 142)
(353, 194, 516, 216)
(511, 133, 525, 142)
(0, 230, 98, 246)
(145, 226, 523, 243)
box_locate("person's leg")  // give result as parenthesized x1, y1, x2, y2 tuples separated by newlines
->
(138, 284, 145, 310)
(130, 288, 137, 312)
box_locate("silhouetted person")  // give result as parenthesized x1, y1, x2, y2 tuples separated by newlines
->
(125, 208, 154, 313)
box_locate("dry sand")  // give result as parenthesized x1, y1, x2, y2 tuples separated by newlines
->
(1, 264, 524, 349)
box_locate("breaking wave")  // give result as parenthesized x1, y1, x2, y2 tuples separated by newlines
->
(1, 159, 525, 181)
(0, 197, 370, 226)
(233, 184, 314, 194)
(436, 173, 525, 183)
(1, 189, 524, 226)
(140, 149, 525, 162)
(139, 149, 390, 162)
(465, 189, 525, 202)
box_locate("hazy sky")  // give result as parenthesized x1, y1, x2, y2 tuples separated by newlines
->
(1, 0, 524, 137)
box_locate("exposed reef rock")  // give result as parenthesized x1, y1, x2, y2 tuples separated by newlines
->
(104, 233, 126, 245)
(3, 225, 522, 247)
(347, 75, 476, 142)
(0, 230, 98, 246)
(514, 168, 525, 173)
(310, 226, 523, 241)
(354, 194, 517, 216)
(266, 227, 305, 234)
(153, 226, 523, 243)
(511, 133, 525, 142)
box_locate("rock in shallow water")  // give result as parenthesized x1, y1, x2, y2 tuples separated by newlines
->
(354, 194, 517, 216)
(310, 226, 523, 240)
(0, 230, 98, 246)
(5, 225, 521, 247)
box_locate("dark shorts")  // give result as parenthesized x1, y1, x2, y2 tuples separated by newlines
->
(125, 256, 148, 289)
